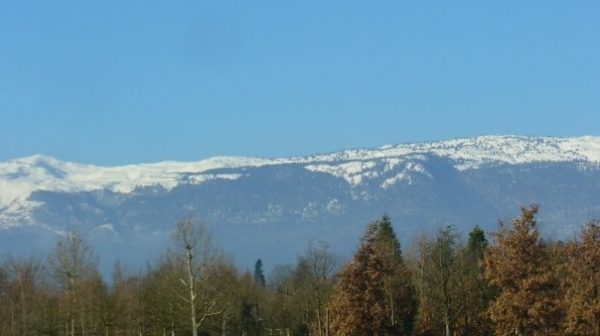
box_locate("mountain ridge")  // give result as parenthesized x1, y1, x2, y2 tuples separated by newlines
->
(2, 134, 600, 272)
(2, 135, 600, 208)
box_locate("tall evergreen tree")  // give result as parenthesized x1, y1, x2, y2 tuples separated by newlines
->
(460, 225, 493, 336)
(375, 214, 417, 335)
(376, 214, 402, 257)
(254, 259, 266, 288)
(483, 205, 562, 335)
(467, 225, 488, 258)
(562, 221, 600, 335)
(329, 216, 417, 336)
(329, 223, 388, 336)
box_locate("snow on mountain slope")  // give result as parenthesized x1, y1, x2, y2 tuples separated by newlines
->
(1, 135, 600, 208)
(305, 135, 600, 186)
(309, 135, 600, 168)
(0, 155, 280, 207)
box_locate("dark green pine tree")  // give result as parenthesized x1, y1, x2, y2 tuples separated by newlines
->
(375, 214, 418, 335)
(467, 224, 488, 258)
(376, 213, 402, 258)
(254, 258, 266, 288)
(462, 224, 494, 335)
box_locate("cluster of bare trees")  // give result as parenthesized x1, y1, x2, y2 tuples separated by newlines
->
(1, 206, 600, 336)
(0, 219, 340, 336)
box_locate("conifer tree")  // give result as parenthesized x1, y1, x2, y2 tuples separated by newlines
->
(483, 205, 562, 335)
(329, 216, 416, 336)
(328, 223, 388, 336)
(467, 225, 488, 258)
(375, 214, 417, 335)
(254, 259, 266, 288)
(562, 221, 600, 335)
(460, 225, 493, 336)
(376, 214, 402, 257)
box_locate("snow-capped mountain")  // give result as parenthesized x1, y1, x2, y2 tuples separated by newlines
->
(2, 135, 600, 271)
(2, 135, 599, 206)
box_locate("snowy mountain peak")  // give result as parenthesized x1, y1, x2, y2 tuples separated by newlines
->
(353, 135, 600, 169)
(1, 135, 599, 208)
(15, 154, 57, 164)
(3, 135, 600, 271)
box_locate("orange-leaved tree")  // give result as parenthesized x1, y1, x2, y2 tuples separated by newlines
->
(328, 216, 416, 336)
(562, 221, 600, 335)
(483, 205, 562, 336)
(328, 223, 388, 336)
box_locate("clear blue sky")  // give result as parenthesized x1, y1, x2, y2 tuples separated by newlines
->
(1, 1, 598, 165)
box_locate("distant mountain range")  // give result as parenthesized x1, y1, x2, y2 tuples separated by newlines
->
(2, 135, 600, 272)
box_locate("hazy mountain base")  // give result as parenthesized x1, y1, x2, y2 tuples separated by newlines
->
(3, 159, 600, 275)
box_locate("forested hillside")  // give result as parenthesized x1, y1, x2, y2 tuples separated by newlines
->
(1, 206, 599, 336)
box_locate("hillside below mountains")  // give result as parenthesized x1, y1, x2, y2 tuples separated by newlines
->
(2, 135, 600, 271)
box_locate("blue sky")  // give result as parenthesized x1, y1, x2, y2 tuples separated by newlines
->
(1, 1, 598, 165)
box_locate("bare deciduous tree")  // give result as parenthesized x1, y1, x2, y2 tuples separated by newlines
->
(413, 226, 467, 336)
(47, 230, 96, 336)
(298, 241, 338, 336)
(171, 219, 221, 336)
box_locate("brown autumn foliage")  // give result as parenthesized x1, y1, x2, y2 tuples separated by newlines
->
(328, 223, 388, 336)
(562, 221, 600, 335)
(6, 209, 600, 335)
(483, 205, 562, 336)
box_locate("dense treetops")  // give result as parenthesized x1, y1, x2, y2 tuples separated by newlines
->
(1, 207, 599, 336)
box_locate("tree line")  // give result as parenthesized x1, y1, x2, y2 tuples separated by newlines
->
(1, 205, 600, 336)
